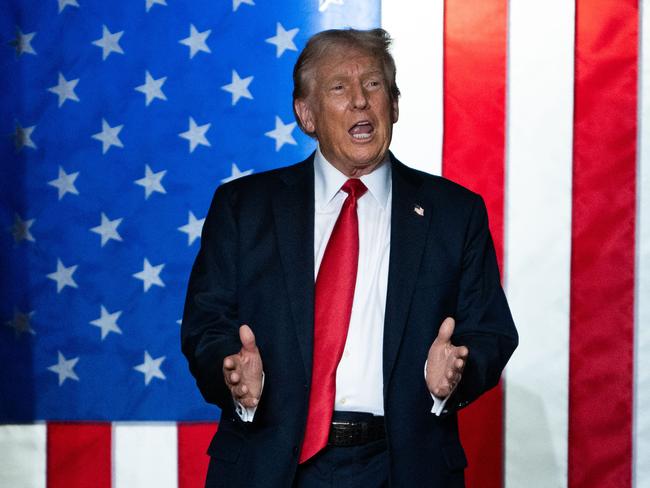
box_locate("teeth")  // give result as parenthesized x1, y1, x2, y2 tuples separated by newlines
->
(352, 133, 371, 140)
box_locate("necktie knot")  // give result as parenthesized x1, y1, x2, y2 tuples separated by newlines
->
(341, 179, 368, 200)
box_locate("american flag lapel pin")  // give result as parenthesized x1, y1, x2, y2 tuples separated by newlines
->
(414, 205, 424, 217)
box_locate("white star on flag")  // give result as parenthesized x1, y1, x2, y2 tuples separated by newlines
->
(11, 213, 35, 243)
(90, 213, 123, 247)
(222, 70, 253, 106)
(178, 211, 205, 245)
(266, 23, 299, 58)
(48, 72, 80, 107)
(318, 0, 344, 12)
(135, 71, 167, 106)
(6, 309, 36, 337)
(92, 118, 124, 154)
(48, 166, 79, 200)
(265, 116, 297, 151)
(233, 0, 255, 12)
(146, 0, 166, 12)
(92, 25, 124, 60)
(90, 306, 122, 340)
(10, 28, 36, 56)
(14, 122, 37, 152)
(179, 117, 211, 152)
(179, 24, 211, 59)
(133, 258, 165, 292)
(221, 163, 253, 184)
(135, 164, 167, 199)
(58, 0, 80, 13)
(134, 351, 166, 385)
(47, 258, 78, 293)
(48, 351, 80, 386)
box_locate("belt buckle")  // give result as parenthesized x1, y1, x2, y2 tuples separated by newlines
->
(329, 420, 366, 447)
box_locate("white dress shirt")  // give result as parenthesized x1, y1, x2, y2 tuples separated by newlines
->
(235, 148, 447, 420)
(314, 147, 391, 415)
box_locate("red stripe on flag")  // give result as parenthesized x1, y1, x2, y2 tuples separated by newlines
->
(443, 1, 507, 487)
(443, 0, 507, 267)
(570, 1, 637, 487)
(47, 423, 111, 488)
(178, 422, 218, 488)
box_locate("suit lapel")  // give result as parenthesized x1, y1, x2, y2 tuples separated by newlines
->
(383, 156, 433, 391)
(272, 153, 431, 388)
(272, 156, 315, 383)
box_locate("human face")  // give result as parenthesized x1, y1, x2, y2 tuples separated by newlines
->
(294, 49, 399, 177)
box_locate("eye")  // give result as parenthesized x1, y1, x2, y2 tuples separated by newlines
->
(367, 79, 382, 89)
(331, 83, 344, 92)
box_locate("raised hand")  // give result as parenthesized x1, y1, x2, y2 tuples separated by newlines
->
(426, 317, 469, 398)
(223, 324, 264, 408)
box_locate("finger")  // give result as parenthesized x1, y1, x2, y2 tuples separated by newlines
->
(235, 384, 252, 399)
(454, 358, 466, 370)
(229, 372, 240, 384)
(434, 385, 450, 398)
(433, 317, 455, 345)
(240, 397, 259, 408)
(456, 346, 469, 358)
(239, 324, 257, 353)
(223, 357, 236, 370)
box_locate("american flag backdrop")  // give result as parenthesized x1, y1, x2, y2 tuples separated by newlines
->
(1, 0, 648, 487)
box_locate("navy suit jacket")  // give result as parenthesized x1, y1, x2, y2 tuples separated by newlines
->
(181, 153, 518, 487)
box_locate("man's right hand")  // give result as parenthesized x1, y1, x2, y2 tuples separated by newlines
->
(223, 325, 263, 408)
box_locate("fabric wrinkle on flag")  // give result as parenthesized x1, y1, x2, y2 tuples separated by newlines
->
(1, 1, 648, 487)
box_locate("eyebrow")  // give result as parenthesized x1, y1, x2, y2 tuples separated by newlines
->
(324, 69, 384, 82)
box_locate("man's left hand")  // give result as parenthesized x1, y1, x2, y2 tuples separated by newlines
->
(426, 317, 469, 398)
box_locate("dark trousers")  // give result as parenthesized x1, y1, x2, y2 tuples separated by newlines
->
(294, 412, 389, 488)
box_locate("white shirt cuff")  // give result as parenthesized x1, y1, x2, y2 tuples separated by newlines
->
(233, 372, 264, 422)
(424, 360, 454, 416)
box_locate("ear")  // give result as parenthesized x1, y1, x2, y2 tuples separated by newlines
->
(391, 98, 399, 124)
(294, 98, 316, 134)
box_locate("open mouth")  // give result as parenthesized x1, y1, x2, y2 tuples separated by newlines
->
(348, 121, 374, 140)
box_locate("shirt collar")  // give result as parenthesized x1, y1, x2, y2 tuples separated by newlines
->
(314, 146, 391, 209)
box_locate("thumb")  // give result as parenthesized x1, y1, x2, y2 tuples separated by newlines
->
(239, 324, 257, 352)
(433, 317, 455, 345)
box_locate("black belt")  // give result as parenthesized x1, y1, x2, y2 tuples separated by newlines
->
(327, 412, 386, 447)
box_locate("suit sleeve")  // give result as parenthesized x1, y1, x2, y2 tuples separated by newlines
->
(181, 184, 242, 411)
(444, 194, 518, 414)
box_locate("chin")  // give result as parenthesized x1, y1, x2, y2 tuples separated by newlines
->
(352, 149, 385, 166)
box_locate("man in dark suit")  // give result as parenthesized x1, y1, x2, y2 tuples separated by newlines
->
(182, 28, 517, 487)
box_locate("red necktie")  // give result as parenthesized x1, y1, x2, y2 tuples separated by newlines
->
(299, 178, 368, 464)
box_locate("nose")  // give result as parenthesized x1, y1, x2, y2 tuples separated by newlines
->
(350, 83, 369, 110)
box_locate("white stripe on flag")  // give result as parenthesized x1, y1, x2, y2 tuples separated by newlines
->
(504, 2, 575, 488)
(380, 0, 444, 175)
(316, 3, 379, 31)
(0, 424, 46, 488)
(635, 3, 650, 486)
(113, 423, 177, 488)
